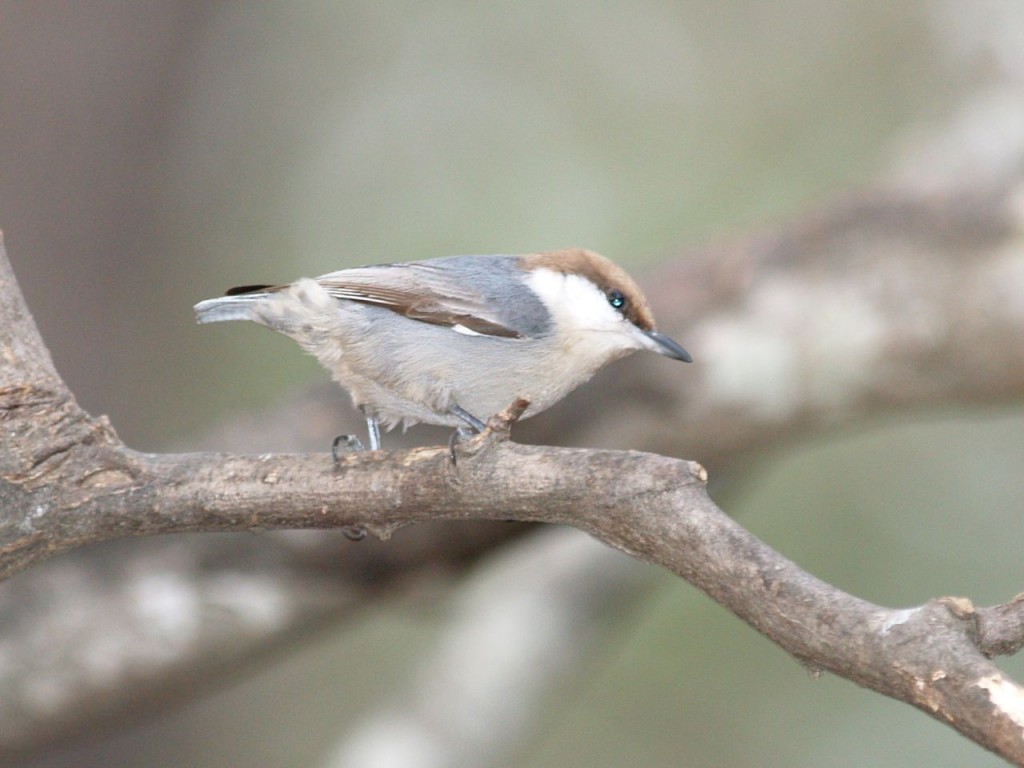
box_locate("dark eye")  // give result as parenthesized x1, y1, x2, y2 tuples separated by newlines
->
(607, 290, 627, 311)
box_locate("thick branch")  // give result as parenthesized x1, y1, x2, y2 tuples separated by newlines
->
(3, 179, 1024, 761)
(6, 412, 1024, 762)
(0, 231, 62, 392)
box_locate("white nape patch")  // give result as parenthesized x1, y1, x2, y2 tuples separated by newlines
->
(977, 674, 1024, 731)
(452, 323, 484, 337)
(693, 277, 886, 420)
(525, 268, 628, 333)
(288, 277, 338, 312)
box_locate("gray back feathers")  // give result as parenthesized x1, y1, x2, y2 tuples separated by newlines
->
(195, 254, 553, 339)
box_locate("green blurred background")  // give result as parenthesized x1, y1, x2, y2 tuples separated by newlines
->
(2, 2, 1022, 766)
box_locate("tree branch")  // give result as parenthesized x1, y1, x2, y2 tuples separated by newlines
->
(3, 169, 1024, 767)
(5, 377, 1024, 761)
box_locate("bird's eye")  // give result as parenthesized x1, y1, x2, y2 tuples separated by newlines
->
(607, 290, 627, 311)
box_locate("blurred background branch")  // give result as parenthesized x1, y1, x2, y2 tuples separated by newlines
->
(2, 2, 1023, 767)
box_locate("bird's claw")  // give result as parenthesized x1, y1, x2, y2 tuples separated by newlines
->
(447, 427, 476, 465)
(332, 434, 364, 462)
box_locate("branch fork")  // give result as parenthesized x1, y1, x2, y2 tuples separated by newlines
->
(2, 204, 1024, 762)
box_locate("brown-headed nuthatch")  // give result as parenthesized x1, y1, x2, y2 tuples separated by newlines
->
(194, 248, 691, 450)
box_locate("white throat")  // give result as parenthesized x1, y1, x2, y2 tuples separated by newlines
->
(523, 266, 650, 377)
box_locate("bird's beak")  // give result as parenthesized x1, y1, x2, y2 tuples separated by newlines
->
(642, 329, 692, 362)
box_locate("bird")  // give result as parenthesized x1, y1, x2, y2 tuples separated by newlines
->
(194, 248, 691, 451)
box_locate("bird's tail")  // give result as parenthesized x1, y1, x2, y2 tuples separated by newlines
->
(193, 289, 271, 324)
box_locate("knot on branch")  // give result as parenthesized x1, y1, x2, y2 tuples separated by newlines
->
(484, 397, 530, 439)
(444, 398, 530, 472)
(977, 594, 1024, 658)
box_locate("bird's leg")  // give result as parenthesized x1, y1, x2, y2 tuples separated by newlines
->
(331, 411, 383, 542)
(447, 404, 487, 464)
(450, 404, 487, 433)
(364, 412, 382, 451)
(447, 427, 475, 465)
(331, 410, 381, 462)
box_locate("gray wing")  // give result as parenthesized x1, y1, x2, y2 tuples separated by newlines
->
(315, 255, 551, 339)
